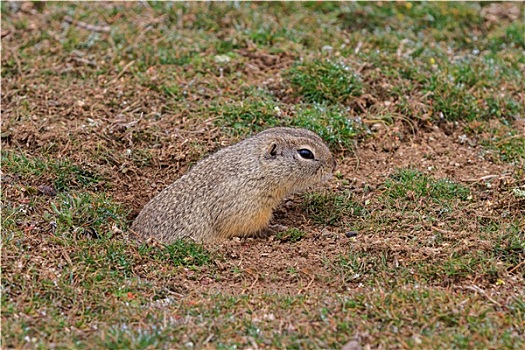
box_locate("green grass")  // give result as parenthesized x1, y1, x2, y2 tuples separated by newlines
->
(336, 219, 524, 286)
(2, 204, 214, 348)
(285, 59, 363, 105)
(485, 133, 525, 164)
(339, 2, 483, 36)
(384, 169, 470, 203)
(492, 222, 525, 268)
(214, 93, 364, 149)
(424, 74, 481, 121)
(361, 169, 474, 244)
(275, 228, 307, 243)
(138, 240, 212, 267)
(463, 120, 525, 165)
(12, 289, 518, 349)
(1, 150, 103, 191)
(302, 190, 365, 228)
(47, 192, 128, 238)
(293, 104, 364, 150)
(212, 90, 284, 135)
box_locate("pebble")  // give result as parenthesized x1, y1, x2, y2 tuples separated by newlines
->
(346, 231, 358, 238)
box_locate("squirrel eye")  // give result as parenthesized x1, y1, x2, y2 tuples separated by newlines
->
(298, 148, 315, 160)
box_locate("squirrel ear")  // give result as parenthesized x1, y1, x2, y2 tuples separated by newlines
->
(265, 143, 278, 159)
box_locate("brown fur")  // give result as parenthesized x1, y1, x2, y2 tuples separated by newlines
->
(131, 127, 335, 243)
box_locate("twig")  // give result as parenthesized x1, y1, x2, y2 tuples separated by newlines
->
(462, 285, 503, 308)
(248, 277, 258, 289)
(352, 146, 360, 172)
(64, 15, 110, 33)
(461, 173, 511, 183)
(107, 60, 135, 85)
(202, 333, 214, 345)
(494, 134, 523, 146)
(354, 41, 363, 55)
(241, 276, 259, 294)
(508, 260, 525, 274)
(71, 56, 96, 67)
(431, 226, 453, 235)
(9, 47, 23, 73)
(165, 289, 184, 298)
(299, 275, 315, 294)
(61, 249, 73, 265)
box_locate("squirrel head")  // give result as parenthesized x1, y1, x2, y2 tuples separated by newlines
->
(256, 127, 336, 193)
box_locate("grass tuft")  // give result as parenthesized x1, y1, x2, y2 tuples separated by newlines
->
(275, 228, 307, 243)
(285, 60, 363, 105)
(47, 192, 128, 238)
(293, 104, 364, 150)
(138, 240, 212, 267)
(302, 190, 364, 228)
(384, 169, 470, 202)
(213, 92, 284, 136)
(1, 150, 103, 191)
(485, 134, 525, 164)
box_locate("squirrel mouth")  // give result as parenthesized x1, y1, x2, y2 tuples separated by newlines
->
(320, 171, 333, 182)
(316, 163, 333, 183)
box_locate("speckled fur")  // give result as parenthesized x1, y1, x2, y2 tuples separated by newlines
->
(131, 127, 335, 243)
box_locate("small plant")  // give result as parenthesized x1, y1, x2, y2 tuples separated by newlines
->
(215, 95, 364, 150)
(48, 192, 128, 237)
(293, 104, 363, 150)
(336, 250, 393, 283)
(384, 169, 470, 202)
(302, 190, 365, 227)
(139, 239, 212, 267)
(483, 133, 525, 164)
(275, 228, 307, 243)
(1, 150, 103, 191)
(285, 59, 363, 105)
(492, 223, 525, 268)
(424, 74, 480, 121)
(212, 92, 284, 135)
(247, 26, 298, 47)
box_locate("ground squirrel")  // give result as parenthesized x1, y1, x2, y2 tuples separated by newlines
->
(131, 127, 336, 243)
